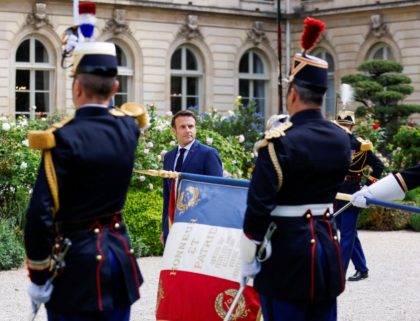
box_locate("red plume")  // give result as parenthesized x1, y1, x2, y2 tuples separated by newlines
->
(300, 17, 325, 53)
(79, 2, 96, 15)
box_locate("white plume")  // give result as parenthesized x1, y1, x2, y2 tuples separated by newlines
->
(340, 83, 355, 108)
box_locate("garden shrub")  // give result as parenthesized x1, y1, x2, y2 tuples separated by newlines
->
(123, 188, 163, 257)
(0, 219, 25, 270)
(409, 214, 420, 232)
(358, 206, 411, 231)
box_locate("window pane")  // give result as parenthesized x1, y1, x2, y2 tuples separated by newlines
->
(171, 48, 182, 70)
(35, 40, 48, 63)
(16, 40, 30, 62)
(254, 98, 265, 115)
(187, 77, 198, 96)
(186, 48, 197, 70)
(325, 77, 335, 118)
(116, 45, 127, 66)
(186, 97, 198, 109)
(114, 94, 127, 107)
(253, 53, 264, 74)
(171, 97, 182, 114)
(35, 92, 49, 112)
(239, 53, 249, 73)
(15, 92, 30, 112)
(35, 71, 49, 90)
(239, 79, 249, 97)
(171, 77, 182, 96)
(16, 70, 30, 90)
(118, 75, 128, 94)
(254, 80, 265, 99)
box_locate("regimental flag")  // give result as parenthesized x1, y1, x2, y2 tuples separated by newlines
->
(156, 173, 261, 321)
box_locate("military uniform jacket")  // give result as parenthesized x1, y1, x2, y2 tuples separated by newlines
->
(336, 133, 384, 210)
(24, 106, 143, 312)
(243, 109, 351, 301)
(397, 164, 420, 191)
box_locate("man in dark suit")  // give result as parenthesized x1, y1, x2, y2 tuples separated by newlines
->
(161, 110, 223, 244)
(24, 40, 148, 321)
(334, 111, 384, 281)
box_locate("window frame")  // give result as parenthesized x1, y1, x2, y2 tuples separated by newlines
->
(15, 37, 54, 119)
(170, 45, 203, 113)
(238, 49, 269, 117)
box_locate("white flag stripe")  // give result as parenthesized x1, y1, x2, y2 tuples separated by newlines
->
(162, 222, 241, 282)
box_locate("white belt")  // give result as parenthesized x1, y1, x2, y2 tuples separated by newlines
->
(271, 203, 333, 217)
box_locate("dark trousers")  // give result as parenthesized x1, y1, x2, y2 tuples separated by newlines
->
(335, 208, 368, 273)
(259, 295, 337, 321)
(47, 249, 131, 321)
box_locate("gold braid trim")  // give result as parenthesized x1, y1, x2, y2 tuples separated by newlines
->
(27, 256, 51, 271)
(134, 169, 180, 179)
(255, 121, 293, 152)
(395, 172, 409, 193)
(268, 142, 283, 192)
(43, 150, 59, 217)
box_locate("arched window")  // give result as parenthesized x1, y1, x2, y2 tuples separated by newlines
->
(15, 37, 54, 119)
(170, 45, 203, 113)
(111, 42, 134, 106)
(313, 49, 335, 118)
(238, 50, 268, 117)
(368, 43, 395, 61)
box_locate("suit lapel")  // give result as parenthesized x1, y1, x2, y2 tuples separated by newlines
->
(182, 141, 198, 171)
(165, 148, 177, 171)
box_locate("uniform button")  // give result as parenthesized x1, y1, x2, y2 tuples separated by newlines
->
(96, 255, 102, 261)
(129, 248, 135, 254)
(311, 239, 316, 244)
(333, 235, 338, 240)
(325, 213, 331, 218)
(306, 213, 311, 219)
(93, 228, 100, 234)
(54, 243, 60, 249)
(114, 223, 120, 229)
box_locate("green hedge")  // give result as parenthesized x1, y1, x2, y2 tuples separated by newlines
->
(0, 219, 25, 270)
(123, 188, 164, 257)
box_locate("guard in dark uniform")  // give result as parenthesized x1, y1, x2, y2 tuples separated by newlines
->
(241, 17, 351, 321)
(351, 164, 419, 206)
(334, 110, 384, 281)
(24, 38, 149, 320)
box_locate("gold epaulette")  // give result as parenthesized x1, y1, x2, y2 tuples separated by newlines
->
(110, 102, 149, 129)
(331, 120, 352, 134)
(357, 137, 373, 151)
(255, 121, 293, 151)
(28, 116, 74, 150)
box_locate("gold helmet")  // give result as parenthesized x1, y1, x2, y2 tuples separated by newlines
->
(336, 110, 355, 126)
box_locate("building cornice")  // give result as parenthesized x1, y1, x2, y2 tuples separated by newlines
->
(287, 0, 420, 18)
(90, 0, 277, 19)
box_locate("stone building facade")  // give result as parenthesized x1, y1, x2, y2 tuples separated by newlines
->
(1, 0, 419, 120)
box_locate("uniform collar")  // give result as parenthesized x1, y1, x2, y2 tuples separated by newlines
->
(290, 109, 323, 124)
(75, 105, 110, 117)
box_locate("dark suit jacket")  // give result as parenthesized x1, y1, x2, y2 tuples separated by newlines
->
(162, 140, 223, 241)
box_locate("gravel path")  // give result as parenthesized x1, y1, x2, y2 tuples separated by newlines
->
(1, 230, 419, 321)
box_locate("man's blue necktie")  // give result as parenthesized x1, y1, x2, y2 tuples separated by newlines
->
(175, 148, 186, 172)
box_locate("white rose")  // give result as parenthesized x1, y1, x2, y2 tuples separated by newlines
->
(22, 139, 29, 147)
(139, 175, 146, 182)
(147, 142, 154, 148)
(2, 123, 11, 131)
(206, 137, 213, 145)
(20, 162, 28, 169)
(238, 134, 245, 143)
(144, 148, 149, 154)
(149, 183, 154, 190)
(169, 141, 176, 146)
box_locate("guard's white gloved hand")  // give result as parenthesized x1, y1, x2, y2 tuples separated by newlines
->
(27, 280, 53, 307)
(240, 233, 261, 281)
(65, 34, 79, 53)
(351, 185, 372, 208)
